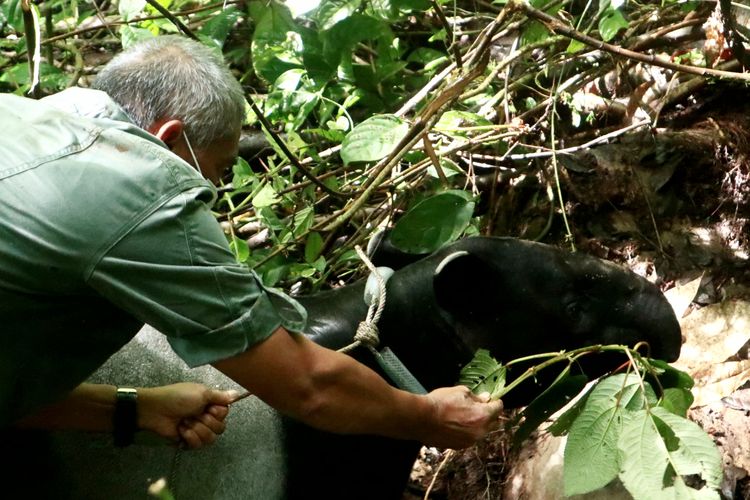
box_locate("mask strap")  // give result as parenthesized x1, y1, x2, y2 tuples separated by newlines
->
(182, 130, 203, 177)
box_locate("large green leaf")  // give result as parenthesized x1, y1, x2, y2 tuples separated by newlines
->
(650, 408, 722, 491)
(340, 114, 408, 164)
(618, 408, 721, 499)
(389, 190, 475, 254)
(563, 400, 624, 495)
(563, 374, 654, 496)
(617, 409, 672, 498)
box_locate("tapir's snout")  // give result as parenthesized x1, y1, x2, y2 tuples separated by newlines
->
(641, 288, 682, 362)
(615, 277, 682, 363)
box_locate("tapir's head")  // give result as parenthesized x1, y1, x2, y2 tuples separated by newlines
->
(429, 238, 681, 363)
(396, 237, 683, 403)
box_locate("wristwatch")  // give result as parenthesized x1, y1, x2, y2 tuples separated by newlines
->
(113, 387, 138, 447)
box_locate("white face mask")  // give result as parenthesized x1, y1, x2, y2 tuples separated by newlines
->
(182, 130, 203, 177)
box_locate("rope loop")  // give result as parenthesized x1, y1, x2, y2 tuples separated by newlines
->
(338, 245, 388, 353)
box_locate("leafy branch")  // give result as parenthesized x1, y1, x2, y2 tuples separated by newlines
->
(458, 346, 722, 499)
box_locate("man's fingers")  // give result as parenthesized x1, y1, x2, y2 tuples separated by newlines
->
(206, 388, 241, 406)
(194, 410, 228, 435)
(179, 418, 219, 449)
(206, 404, 230, 422)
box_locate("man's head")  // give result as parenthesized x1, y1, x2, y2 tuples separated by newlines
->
(92, 35, 245, 182)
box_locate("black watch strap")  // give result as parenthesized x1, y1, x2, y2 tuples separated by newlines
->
(113, 387, 138, 447)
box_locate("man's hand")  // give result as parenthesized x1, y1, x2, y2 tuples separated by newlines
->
(421, 386, 503, 449)
(137, 383, 240, 449)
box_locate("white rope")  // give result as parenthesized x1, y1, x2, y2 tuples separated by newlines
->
(338, 245, 387, 354)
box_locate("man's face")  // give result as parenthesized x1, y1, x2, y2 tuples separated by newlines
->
(171, 129, 240, 184)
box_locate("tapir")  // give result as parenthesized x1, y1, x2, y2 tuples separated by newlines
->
(4, 237, 681, 500)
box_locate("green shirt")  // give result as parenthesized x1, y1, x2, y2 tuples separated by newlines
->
(0, 89, 306, 426)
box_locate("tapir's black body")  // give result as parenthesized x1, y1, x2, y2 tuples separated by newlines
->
(283, 237, 681, 499)
(5, 237, 681, 500)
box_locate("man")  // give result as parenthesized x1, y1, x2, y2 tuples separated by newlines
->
(0, 35, 501, 455)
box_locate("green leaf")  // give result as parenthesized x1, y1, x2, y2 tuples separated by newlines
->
(340, 114, 408, 164)
(304, 232, 324, 263)
(548, 383, 594, 436)
(232, 157, 255, 189)
(315, 0, 362, 30)
(617, 409, 671, 498)
(563, 373, 653, 496)
(618, 408, 721, 499)
(290, 206, 314, 238)
(392, 0, 431, 11)
(566, 39, 587, 53)
(229, 236, 250, 263)
(252, 184, 280, 208)
(389, 190, 475, 254)
(647, 359, 694, 391)
(320, 14, 391, 74)
(458, 349, 506, 400)
(563, 401, 624, 495)
(659, 388, 694, 417)
(651, 408, 722, 491)
(598, 8, 628, 42)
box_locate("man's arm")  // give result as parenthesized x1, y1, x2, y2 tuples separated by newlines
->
(213, 328, 502, 449)
(14, 382, 238, 449)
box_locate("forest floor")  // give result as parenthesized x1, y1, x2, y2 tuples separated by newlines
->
(402, 83, 750, 500)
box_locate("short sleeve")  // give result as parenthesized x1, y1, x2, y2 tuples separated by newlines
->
(87, 186, 307, 367)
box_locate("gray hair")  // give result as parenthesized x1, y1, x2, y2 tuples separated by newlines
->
(92, 35, 245, 149)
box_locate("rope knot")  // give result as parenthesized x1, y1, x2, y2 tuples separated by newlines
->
(354, 321, 380, 349)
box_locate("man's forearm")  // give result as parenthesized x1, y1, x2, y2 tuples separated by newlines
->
(14, 383, 119, 432)
(213, 329, 437, 441)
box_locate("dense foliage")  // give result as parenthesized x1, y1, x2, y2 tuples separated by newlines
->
(5, 0, 736, 292)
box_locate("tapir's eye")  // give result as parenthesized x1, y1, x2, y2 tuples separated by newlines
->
(565, 302, 582, 320)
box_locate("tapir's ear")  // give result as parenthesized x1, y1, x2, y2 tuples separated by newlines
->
(433, 250, 495, 317)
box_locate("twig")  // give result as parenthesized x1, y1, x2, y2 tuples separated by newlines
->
(424, 449, 455, 499)
(503, 119, 651, 161)
(430, 0, 462, 69)
(422, 132, 449, 185)
(143, 0, 198, 40)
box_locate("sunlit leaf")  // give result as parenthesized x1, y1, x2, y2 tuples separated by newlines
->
(252, 184, 280, 208)
(315, 0, 362, 30)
